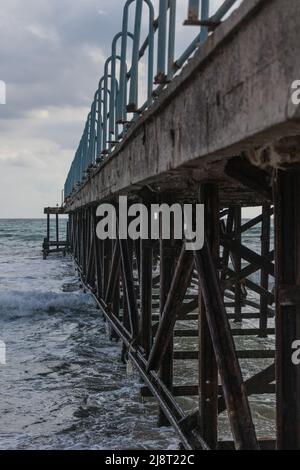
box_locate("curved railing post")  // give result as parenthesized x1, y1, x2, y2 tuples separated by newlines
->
(117, 0, 135, 123)
(88, 95, 97, 166)
(110, 32, 133, 138)
(97, 77, 105, 160)
(155, 0, 168, 84)
(167, 0, 176, 80)
(128, 0, 143, 112)
(144, 0, 154, 106)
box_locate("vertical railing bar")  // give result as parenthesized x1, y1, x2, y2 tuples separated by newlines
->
(128, 0, 143, 112)
(167, 0, 176, 80)
(155, 0, 168, 84)
(199, 0, 210, 43)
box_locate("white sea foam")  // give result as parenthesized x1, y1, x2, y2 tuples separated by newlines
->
(0, 290, 95, 317)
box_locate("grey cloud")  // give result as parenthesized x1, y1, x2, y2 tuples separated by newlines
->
(0, 0, 243, 217)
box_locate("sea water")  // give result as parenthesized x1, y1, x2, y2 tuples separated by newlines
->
(0, 219, 178, 450)
(0, 218, 275, 449)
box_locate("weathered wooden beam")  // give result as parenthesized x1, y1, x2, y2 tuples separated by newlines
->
(194, 238, 259, 450)
(140, 238, 153, 358)
(105, 241, 121, 305)
(221, 237, 275, 277)
(199, 184, 219, 449)
(44, 207, 65, 215)
(233, 206, 242, 322)
(158, 219, 180, 427)
(274, 168, 300, 450)
(260, 203, 271, 337)
(147, 245, 194, 372)
(225, 156, 272, 200)
(93, 209, 103, 299)
(173, 350, 275, 360)
(218, 364, 275, 413)
(119, 238, 139, 339)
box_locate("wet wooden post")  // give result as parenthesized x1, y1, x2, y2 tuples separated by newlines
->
(47, 213, 50, 242)
(56, 213, 59, 251)
(259, 202, 271, 337)
(82, 210, 86, 274)
(274, 168, 300, 450)
(112, 258, 120, 341)
(199, 184, 219, 449)
(121, 272, 129, 363)
(234, 206, 242, 322)
(158, 195, 177, 426)
(194, 237, 259, 449)
(221, 208, 234, 282)
(103, 240, 112, 295)
(140, 196, 153, 358)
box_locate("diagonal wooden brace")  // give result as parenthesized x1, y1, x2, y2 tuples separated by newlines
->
(119, 237, 139, 339)
(147, 244, 194, 372)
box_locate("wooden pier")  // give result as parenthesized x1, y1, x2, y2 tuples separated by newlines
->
(46, 0, 300, 450)
(42, 207, 68, 259)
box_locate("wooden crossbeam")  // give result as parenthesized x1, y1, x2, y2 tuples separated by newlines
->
(221, 237, 275, 276)
(218, 364, 275, 413)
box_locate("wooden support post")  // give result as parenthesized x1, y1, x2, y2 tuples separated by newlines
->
(274, 168, 300, 450)
(93, 208, 102, 299)
(112, 260, 120, 341)
(199, 184, 219, 449)
(121, 271, 130, 363)
(56, 213, 59, 250)
(194, 239, 259, 450)
(260, 202, 271, 337)
(234, 206, 242, 322)
(119, 237, 139, 338)
(158, 236, 175, 426)
(221, 208, 234, 281)
(103, 239, 112, 295)
(47, 213, 50, 241)
(140, 236, 153, 357)
(81, 211, 87, 276)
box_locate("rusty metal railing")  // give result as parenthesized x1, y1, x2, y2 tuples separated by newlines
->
(64, 0, 239, 199)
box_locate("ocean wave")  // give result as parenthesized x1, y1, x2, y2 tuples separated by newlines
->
(0, 290, 95, 318)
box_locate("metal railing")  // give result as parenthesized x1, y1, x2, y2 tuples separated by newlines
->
(64, 0, 239, 200)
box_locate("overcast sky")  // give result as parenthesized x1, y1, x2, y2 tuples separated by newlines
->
(0, 0, 247, 218)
